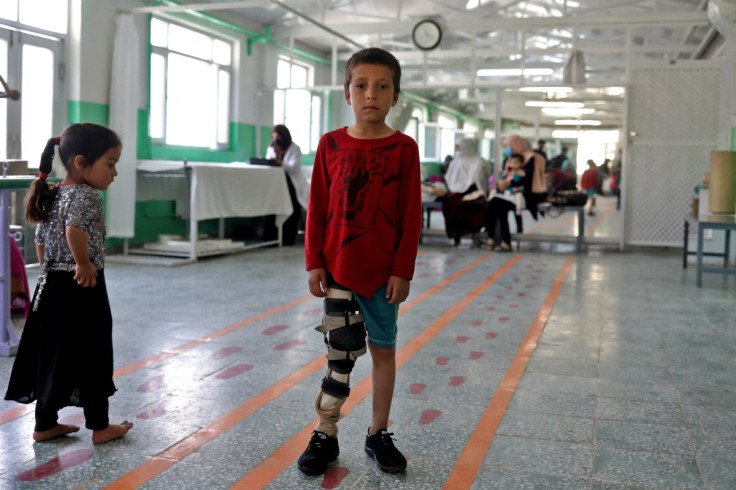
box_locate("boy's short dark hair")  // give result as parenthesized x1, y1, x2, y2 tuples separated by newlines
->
(344, 47, 401, 95)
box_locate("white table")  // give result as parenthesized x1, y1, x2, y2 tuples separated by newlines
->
(133, 160, 293, 262)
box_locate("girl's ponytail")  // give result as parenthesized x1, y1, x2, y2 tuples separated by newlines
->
(25, 136, 60, 224)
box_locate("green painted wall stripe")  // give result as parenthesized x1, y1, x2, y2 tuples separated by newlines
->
(67, 101, 109, 125)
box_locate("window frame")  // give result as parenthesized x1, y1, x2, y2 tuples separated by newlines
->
(148, 16, 234, 149)
(272, 55, 321, 154)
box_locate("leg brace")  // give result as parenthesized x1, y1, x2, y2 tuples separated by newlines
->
(314, 287, 367, 436)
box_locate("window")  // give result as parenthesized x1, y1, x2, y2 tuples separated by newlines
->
(149, 18, 232, 148)
(272, 56, 321, 154)
(0, 0, 67, 34)
(438, 114, 457, 160)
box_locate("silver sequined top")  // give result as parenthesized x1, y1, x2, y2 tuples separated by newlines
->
(33, 184, 106, 310)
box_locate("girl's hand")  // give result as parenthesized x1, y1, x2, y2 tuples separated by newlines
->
(386, 276, 410, 305)
(308, 268, 329, 297)
(74, 262, 98, 287)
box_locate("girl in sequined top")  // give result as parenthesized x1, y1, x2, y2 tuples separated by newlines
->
(4, 123, 133, 444)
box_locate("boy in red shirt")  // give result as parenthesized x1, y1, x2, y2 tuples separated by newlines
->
(581, 159, 599, 216)
(299, 47, 422, 476)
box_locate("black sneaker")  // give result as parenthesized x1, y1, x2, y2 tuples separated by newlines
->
(298, 431, 339, 476)
(364, 428, 407, 473)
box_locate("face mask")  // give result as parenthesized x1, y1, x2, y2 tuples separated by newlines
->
(504, 147, 513, 156)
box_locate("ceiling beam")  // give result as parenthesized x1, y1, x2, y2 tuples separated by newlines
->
(269, 11, 709, 37)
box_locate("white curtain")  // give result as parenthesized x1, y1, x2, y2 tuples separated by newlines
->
(106, 14, 140, 238)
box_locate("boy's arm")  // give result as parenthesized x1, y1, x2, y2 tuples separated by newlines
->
(305, 137, 328, 272)
(391, 143, 423, 282)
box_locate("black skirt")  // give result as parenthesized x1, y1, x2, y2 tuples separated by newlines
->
(4, 269, 116, 411)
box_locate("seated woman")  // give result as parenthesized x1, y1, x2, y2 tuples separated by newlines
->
(484, 153, 527, 252)
(265, 124, 309, 245)
(504, 134, 547, 227)
(441, 138, 490, 247)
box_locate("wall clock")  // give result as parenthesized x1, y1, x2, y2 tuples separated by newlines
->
(412, 19, 442, 51)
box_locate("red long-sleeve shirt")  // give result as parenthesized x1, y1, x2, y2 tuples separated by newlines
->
(581, 168, 599, 190)
(305, 128, 422, 298)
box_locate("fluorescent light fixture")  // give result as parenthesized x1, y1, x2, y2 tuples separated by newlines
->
(477, 68, 554, 77)
(555, 120, 602, 126)
(525, 100, 584, 108)
(552, 129, 583, 139)
(519, 86, 573, 94)
(542, 107, 595, 116)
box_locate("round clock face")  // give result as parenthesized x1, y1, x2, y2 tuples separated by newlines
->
(412, 19, 442, 51)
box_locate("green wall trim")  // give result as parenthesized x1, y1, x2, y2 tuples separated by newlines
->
(732, 127, 736, 150)
(67, 101, 109, 125)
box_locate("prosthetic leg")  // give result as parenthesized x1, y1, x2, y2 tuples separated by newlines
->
(313, 286, 367, 437)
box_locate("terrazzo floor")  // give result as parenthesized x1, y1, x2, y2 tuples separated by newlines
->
(0, 203, 735, 489)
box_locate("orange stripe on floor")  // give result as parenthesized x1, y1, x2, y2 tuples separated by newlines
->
(231, 255, 520, 490)
(0, 296, 313, 427)
(442, 257, 574, 489)
(104, 253, 489, 489)
(584, 205, 616, 237)
(112, 295, 313, 379)
(546, 212, 576, 234)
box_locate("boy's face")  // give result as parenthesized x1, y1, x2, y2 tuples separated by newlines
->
(344, 63, 399, 124)
(508, 157, 522, 170)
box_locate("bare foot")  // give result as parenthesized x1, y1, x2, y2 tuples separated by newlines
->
(92, 421, 133, 444)
(33, 424, 80, 442)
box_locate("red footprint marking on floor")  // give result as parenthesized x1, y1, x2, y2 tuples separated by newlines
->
(274, 339, 307, 351)
(505, 286, 513, 290)
(416, 261, 426, 265)
(472, 320, 482, 326)
(436, 357, 450, 366)
(388, 419, 394, 427)
(456, 336, 469, 343)
(517, 292, 526, 297)
(419, 409, 442, 424)
(510, 304, 519, 308)
(137, 375, 165, 393)
(513, 277, 521, 282)
(58, 413, 85, 425)
(536, 270, 543, 273)
(496, 295, 504, 300)
(417, 273, 431, 278)
(137, 401, 169, 420)
(216, 364, 254, 379)
(470, 351, 484, 359)
(322, 467, 350, 489)
(531, 276, 539, 280)
(486, 332, 498, 339)
(446, 259, 456, 264)
(486, 306, 495, 311)
(304, 308, 322, 316)
(498, 317, 510, 322)
(449, 376, 466, 386)
(17, 449, 94, 482)
(525, 284, 534, 288)
(410, 383, 427, 394)
(262, 325, 289, 336)
(210, 346, 244, 358)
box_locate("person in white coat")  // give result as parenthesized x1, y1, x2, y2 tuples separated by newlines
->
(265, 125, 310, 245)
(441, 137, 489, 247)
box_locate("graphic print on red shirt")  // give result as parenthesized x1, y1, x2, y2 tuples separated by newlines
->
(306, 128, 422, 298)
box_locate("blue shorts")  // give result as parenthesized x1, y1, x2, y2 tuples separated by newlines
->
(586, 188, 595, 199)
(355, 284, 399, 349)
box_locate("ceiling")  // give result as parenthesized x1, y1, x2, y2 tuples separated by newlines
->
(148, 0, 722, 131)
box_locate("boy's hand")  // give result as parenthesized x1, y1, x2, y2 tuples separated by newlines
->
(386, 276, 410, 305)
(308, 268, 329, 297)
(74, 262, 98, 288)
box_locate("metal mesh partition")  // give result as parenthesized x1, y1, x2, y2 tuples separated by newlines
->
(626, 63, 723, 246)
